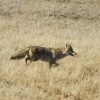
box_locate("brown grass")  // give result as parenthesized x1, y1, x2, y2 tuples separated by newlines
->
(0, 0, 100, 100)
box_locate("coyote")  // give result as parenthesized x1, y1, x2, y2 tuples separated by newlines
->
(11, 44, 77, 66)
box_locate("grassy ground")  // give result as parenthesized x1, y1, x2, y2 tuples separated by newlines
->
(0, 0, 100, 100)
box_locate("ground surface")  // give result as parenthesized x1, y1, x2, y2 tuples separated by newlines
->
(0, 0, 100, 100)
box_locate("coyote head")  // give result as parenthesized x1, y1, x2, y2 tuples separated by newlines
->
(66, 44, 77, 57)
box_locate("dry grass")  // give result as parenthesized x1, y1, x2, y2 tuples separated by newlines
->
(0, 0, 100, 100)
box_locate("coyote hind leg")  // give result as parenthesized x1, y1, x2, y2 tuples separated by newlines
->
(25, 53, 32, 66)
(25, 57, 30, 66)
(25, 56, 38, 66)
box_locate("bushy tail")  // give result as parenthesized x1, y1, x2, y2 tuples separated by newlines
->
(10, 49, 28, 60)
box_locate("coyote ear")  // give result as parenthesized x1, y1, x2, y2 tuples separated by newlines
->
(66, 43, 69, 47)
(66, 43, 72, 47)
(66, 43, 68, 47)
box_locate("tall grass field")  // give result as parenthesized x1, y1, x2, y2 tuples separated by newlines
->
(0, 0, 100, 100)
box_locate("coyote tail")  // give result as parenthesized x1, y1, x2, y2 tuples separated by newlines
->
(10, 49, 28, 60)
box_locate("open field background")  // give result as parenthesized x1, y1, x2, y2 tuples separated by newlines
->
(0, 0, 100, 100)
